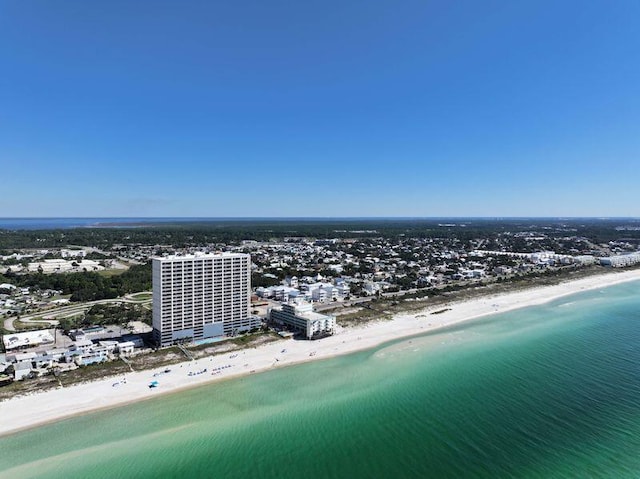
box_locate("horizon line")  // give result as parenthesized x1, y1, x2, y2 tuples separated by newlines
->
(2, 216, 640, 221)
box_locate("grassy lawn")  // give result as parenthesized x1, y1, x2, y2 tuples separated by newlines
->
(130, 292, 153, 301)
(12, 319, 52, 331)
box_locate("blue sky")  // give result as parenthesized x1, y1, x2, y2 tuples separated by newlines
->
(1, 0, 639, 217)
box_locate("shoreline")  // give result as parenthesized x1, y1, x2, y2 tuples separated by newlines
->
(2, 269, 640, 437)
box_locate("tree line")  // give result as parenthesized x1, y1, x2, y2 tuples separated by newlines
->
(0, 263, 151, 302)
(2, 218, 639, 250)
(57, 303, 152, 332)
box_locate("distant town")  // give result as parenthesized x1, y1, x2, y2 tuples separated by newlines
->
(2, 218, 640, 394)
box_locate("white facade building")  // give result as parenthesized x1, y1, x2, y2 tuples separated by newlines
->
(269, 300, 336, 339)
(117, 341, 136, 356)
(573, 255, 596, 265)
(152, 253, 261, 347)
(256, 285, 301, 301)
(600, 253, 640, 268)
(27, 259, 101, 273)
(60, 249, 87, 258)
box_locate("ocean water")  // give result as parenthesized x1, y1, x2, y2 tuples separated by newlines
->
(0, 217, 413, 230)
(1, 282, 640, 478)
(0, 217, 217, 230)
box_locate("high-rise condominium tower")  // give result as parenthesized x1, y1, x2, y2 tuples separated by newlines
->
(152, 253, 260, 347)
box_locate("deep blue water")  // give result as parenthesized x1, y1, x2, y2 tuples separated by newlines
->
(0, 217, 435, 230)
(2, 217, 635, 230)
(0, 217, 222, 230)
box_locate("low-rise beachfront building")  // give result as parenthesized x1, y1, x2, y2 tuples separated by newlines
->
(573, 255, 596, 265)
(98, 341, 119, 355)
(2, 330, 55, 351)
(1, 329, 148, 379)
(121, 335, 145, 348)
(6, 351, 58, 380)
(269, 300, 336, 339)
(273, 286, 300, 302)
(75, 348, 109, 366)
(336, 284, 350, 298)
(69, 329, 87, 341)
(13, 360, 34, 381)
(117, 341, 135, 356)
(70, 339, 94, 355)
(45, 348, 69, 362)
(362, 281, 382, 296)
(310, 287, 329, 303)
(305, 283, 341, 303)
(256, 285, 301, 302)
(600, 253, 640, 268)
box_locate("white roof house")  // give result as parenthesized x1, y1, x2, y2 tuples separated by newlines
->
(2, 330, 55, 351)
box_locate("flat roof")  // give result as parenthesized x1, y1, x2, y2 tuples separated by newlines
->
(299, 311, 335, 322)
(3, 330, 55, 350)
(154, 252, 249, 261)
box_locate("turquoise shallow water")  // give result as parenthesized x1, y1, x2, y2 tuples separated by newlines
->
(2, 282, 640, 478)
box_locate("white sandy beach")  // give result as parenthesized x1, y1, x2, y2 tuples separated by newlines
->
(2, 269, 640, 437)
